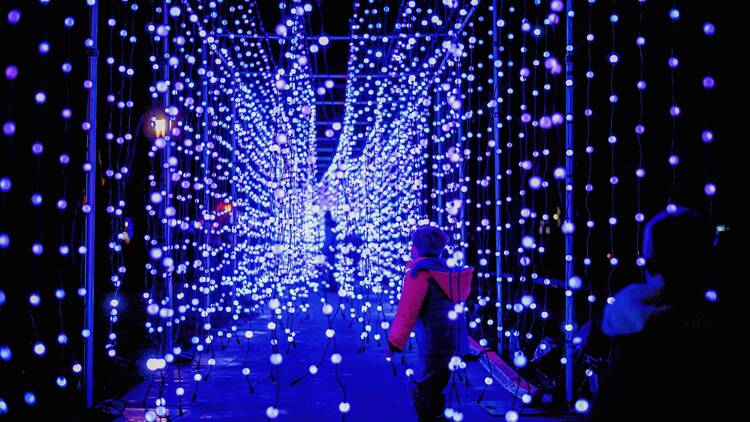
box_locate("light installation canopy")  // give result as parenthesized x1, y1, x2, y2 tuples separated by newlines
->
(164, 0, 487, 320)
(139, 0, 490, 419)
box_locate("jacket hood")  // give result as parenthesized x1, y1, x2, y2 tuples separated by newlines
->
(406, 257, 474, 302)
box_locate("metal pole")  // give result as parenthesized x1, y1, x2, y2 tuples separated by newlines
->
(457, 105, 466, 264)
(229, 102, 238, 301)
(201, 46, 211, 326)
(436, 90, 444, 228)
(83, 0, 99, 409)
(217, 33, 445, 41)
(491, 0, 504, 355)
(162, 0, 173, 356)
(242, 73, 389, 80)
(564, 0, 576, 407)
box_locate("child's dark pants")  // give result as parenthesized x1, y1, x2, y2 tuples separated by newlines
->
(409, 368, 451, 421)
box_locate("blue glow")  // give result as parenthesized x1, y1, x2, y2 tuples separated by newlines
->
(24, 392, 36, 406)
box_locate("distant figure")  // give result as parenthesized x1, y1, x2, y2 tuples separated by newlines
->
(322, 211, 337, 291)
(323, 211, 336, 262)
(590, 207, 721, 421)
(386, 226, 474, 421)
(342, 228, 364, 268)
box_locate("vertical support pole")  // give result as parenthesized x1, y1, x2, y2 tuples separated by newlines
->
(456, 89, 466, 265)
(491, 0, 504, 355)
(201, 45, 211, 325)
(229, 102, 238, 292)
(457, 105, 466, 262)
(436, 89, 444, 228)
(564, 0, 576, 407)
(83, 0, 99, 409)
(162, 0, 173, 357)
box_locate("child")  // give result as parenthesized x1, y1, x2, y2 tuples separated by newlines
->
(387, 226, 474, 421)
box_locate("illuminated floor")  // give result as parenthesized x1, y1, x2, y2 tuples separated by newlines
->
(117, 305, 577, 421)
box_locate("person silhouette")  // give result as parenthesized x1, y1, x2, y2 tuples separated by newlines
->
(590, 206, 721, 421)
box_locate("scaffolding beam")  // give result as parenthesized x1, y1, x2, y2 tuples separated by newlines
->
(83, 0, 99, 409)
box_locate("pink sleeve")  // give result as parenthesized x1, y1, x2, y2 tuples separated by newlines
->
(387, 271, 429, 350)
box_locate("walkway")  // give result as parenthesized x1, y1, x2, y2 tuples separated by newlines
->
(117, 296, 578, 421)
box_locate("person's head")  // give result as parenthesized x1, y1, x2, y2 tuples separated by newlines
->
(643, 206, 712, 305)
(410, 226, 448, 259)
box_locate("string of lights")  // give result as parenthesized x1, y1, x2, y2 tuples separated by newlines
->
(604, 0, 619, 301)
(1, 1, 91, 416)
(700, 8, 718, 303)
